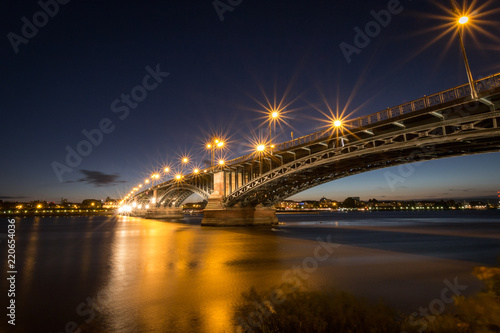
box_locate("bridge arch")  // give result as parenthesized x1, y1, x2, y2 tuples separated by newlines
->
(224, 109, 500, 207)
(157, 183, 212, 207)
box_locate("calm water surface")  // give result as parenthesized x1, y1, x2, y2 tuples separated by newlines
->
(1, 210, 499, 332)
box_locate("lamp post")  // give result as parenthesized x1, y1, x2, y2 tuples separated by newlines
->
(181, 157, 189, 175)
(451, 1, 478, 100)
(206, 138, 224, 167)
(150, 173, 160, 206)
(269, 110, 279, 154)
(256, 144, 265, 175)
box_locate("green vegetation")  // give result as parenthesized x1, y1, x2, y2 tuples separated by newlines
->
(234, 266, 500, 332)
(401, 266, 500, 333)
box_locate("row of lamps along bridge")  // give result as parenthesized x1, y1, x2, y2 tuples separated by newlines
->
(121, 9, 478, 205)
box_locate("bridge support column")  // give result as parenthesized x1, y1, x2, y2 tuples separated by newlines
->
(201, 191, 278, 226)
(145, 207, 183, 219)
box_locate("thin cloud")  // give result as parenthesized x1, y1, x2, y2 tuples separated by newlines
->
(73, 170, 127, 187)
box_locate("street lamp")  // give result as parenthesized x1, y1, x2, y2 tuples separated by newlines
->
(180, 157, 189, 174)
(451, 1, 478, 100)
(206, 138, 225, 167)
(150, 173, 160, 189)
(269, 110, 280, 154)
(256, 144, 266, 174)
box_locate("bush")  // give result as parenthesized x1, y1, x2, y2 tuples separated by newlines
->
(234, 265, 500, 333)
(234, 283, 399, 332)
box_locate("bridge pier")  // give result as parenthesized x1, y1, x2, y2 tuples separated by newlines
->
(201, 191, 278, 226)
(145, 207, 183, 219)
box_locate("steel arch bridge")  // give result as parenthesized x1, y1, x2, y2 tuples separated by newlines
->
(127, 73, 500, 209)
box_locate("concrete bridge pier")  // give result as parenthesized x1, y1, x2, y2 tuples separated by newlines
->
(201, 191, 278, 226)
(145, 207, 183, 219)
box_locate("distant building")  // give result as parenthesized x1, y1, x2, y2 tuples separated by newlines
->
(470, 201, 487, 209)
(182, 201, 206, 210)
(103, 197, 119, 209)
(82, 199, 102, 208)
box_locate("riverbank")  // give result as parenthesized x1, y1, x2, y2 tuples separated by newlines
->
(1, 209, 115, 217)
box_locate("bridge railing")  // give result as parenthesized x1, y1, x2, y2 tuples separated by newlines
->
(343, 73, 500, 129)
(225, 73, 500, 167)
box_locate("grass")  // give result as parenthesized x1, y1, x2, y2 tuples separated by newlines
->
(234, 265, 500, 333)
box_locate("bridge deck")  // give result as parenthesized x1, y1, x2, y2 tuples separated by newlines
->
(128, 72, 500, 208)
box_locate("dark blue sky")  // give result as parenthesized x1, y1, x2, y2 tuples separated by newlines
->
(1, 0, 499, 203)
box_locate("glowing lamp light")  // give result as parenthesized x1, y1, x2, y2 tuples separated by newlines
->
(152, 198, 156, 204)
(119, 205, 133, 213)
(175, 174, 182, 180)
(132, 202, 137, 208)
(333, 119, 342, 127)
(145, 179, 150, 184)
(271, 111, 279, 118)
(257, 144, 265, 152)
(206, 143, 212, 149)
(458, 16, 469, 24)
(182, 157, 189, 163)
(194, 168, 200, 174)
(145, 204, 150, 209)
(217, 141, 224, 147)
(218, 159, 225, 165)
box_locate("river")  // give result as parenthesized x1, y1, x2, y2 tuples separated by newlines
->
(1, 210, 499, 332)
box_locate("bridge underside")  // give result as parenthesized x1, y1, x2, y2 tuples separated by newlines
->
(229, 132, 500, 207)
(224, 95, 500, 207)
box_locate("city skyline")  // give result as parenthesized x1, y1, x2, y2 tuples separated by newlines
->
(1, 0, 499, 203)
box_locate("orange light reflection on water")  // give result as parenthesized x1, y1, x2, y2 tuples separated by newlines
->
(101, 217, 282, 332)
